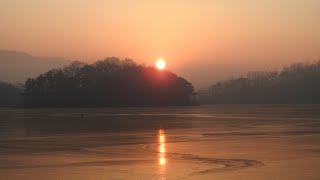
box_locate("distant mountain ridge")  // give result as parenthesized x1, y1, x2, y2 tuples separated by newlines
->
(0, 50, 70, 83)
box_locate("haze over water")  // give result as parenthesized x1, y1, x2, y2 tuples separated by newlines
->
(1, 1, 320, 179)
(0, 105, 320, 179)
(1, 1, 320, 86)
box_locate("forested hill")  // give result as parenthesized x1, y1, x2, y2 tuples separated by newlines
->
(199, 60, 320, 104)
(21, 58, 196, 107)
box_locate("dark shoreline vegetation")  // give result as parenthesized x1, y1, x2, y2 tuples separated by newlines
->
(199, 60, 320, 104)
(21, 58, 196, 107)
(1, 59, 320, 107)
(0, 81, 20, 107)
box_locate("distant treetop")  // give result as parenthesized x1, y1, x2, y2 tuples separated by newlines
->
(199, 60, 320, 104)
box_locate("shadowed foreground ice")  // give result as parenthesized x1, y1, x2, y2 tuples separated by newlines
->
(0, 105, 320, 179)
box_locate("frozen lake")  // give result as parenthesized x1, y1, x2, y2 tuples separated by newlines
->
(0, 105, 320, 179)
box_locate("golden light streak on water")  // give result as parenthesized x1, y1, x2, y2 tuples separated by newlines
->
(158, 129, 167, 178)
(159, 129, 166, 166)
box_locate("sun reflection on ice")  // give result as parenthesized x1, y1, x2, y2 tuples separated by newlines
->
(158, 129, 167, 176)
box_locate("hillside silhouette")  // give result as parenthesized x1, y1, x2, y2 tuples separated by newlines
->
(0, 81, 20, 107)
(0, 50, 69, 82)
(21, 58, 196, 107)
(199, 60, 320, 104)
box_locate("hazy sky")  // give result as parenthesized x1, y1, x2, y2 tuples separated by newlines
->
(1, 0, 320, 86)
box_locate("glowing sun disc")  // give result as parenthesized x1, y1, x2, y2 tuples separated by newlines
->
(156, 58, 166, 70)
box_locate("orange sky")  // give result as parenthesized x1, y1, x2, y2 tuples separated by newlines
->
(1, 0, 320, 86)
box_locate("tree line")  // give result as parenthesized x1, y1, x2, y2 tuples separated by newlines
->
(199, 60, 320, 104)
(0, 81, 20, 107)
(22, 57, 196, 107)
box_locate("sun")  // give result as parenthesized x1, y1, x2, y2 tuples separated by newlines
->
(156, 58, 166, 70)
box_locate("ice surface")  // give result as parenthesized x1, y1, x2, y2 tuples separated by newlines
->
(0, 105, 320, 179)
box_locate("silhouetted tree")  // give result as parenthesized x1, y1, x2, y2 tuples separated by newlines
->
(199, 60, 320, 104)
(22, 58, 196, 107)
